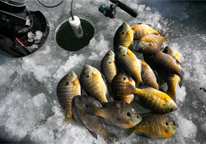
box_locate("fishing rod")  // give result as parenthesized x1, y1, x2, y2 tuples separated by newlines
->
(99, 0, 138, 19)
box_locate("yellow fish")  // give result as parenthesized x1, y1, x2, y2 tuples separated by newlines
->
(100, 50, 117, 85)
(111, 72, 136, 103)
(80, 65, 108, 103)
(113, 23, 134, 52)
(131, 23, 159, 40)
(161, 45, 182, 102)
(140, 59, 159, 90)
(135, 33, 168, 54)
(120, 82, 177, 113)
(125, 114, 178, 138)
(56, 71, 81, 125)
(115, 45, 143, 87)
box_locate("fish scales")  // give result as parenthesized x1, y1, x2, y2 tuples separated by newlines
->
(134, 87, 177, 113)
(80, 65, 108, 103)
(56, 71, 81, 124)
(141, 60, 159, 89)
(112, 73, 136, 103)
(115, 46, 143, 86)
(101, 50, 117, 85)
(127, 114, 177, 138)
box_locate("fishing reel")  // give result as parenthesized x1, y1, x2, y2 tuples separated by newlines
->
(99, 0, 138, 19)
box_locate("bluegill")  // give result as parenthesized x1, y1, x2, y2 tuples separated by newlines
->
(125, 114, 178, 138)
(117, 82, 177, 113)
(131, 24, 159, 40)
(134, 34, 168, 55)
(111, 72, 136, 103)
(56, 71, 81, 125)
(140, 59, 159, 90)
(80, 65, 108, 103)
(73, 96, 118, 143)
(88, 101, 142, 129)
(113, 23, 134, 52)
(160, 45, 182, 102)
(101, 50, 117, 85)
(143, 51, 184, 84)
(115, 45, 143, 87)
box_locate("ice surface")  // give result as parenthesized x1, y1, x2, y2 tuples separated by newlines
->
(0, 0, 206, 143)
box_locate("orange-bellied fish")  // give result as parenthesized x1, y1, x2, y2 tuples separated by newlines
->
(131, 23, 159, 40)
(116, 82, 177, 113)
(125, 113, 178, 138)
(56, 71, 81, 125)
(115, 45, 143, 87)
(113, 23, 134, 52)
(73, 95, 119, 143)
(111, 72, 136, 103)
(134, 33, 168, 55)
(80, 65, 108, 103)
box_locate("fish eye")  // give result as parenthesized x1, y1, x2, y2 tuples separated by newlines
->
(139, 48, 144, 51)
(79, 97, 82, 101)
(148, 44, 152, 46)
(173, 122, 176, 126)
(122, 32, 125, 34)
(108, 61, 112, 64)
(163, 104, 166, 107)
(137, 115, 140, 118)
(85, 104, 89, 108)
(86, 75, 89, 78)
(163, 49, 168, 53)
(123, 77, 127, 80)
(171, 107, 175, 111)
(166, 122, 169, 126)
(122, 54, 125, 56)
(127, 112, 131, 117)
(65, 82, 69, 85)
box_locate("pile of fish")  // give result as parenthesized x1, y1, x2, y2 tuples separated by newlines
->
(56, 22, 183, 143)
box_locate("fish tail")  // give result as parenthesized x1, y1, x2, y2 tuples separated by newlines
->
(178, 70, 184, 86)
(104, 132, 119, 143)
(61, 117, 71, 126)
(124, 128, 134, 138)
(166, 91, 176, 102)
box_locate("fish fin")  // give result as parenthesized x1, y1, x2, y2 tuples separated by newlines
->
(61, 117, 71, 126)
(88, 130, 97, 139)
(128, 42, 133, 51)
(141, 132, 153, 138)
(150, 33, 159, 36)
(176, 59, 181, 65)
(160, 46, 165, 52)
(158, 29, 164, 35)
(146, 24, 152, 27)
(137, 23, 143, 25)
(124, 128, 134, 137)
(105, 132, 119, 143)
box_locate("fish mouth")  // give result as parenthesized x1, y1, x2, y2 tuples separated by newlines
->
(107, 50, 115, 56)
(83, 65, 93, 76)
(122, 23, 131, 33)
(68, 71, 77, 82)
(131, 116, 142, 125)
(137, 41, 148, 50)
(168, 100, 178, 111)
